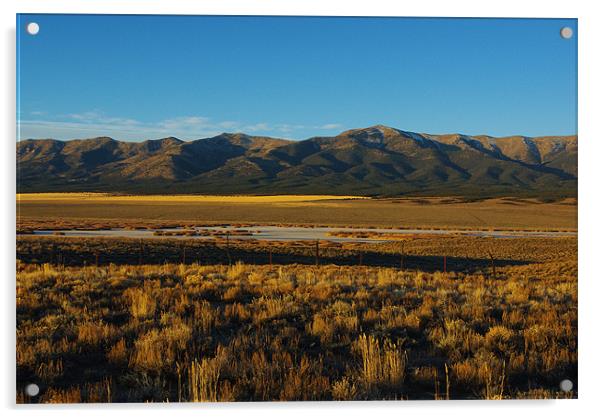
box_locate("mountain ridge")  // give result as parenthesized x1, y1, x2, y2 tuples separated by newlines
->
(17, 126, 577, 197)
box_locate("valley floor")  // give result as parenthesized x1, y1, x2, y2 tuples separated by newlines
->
(17, 194, 577, 231)
(15, 194, 578, 402)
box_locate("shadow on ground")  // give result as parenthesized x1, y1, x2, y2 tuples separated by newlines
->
(17, 237, 530, 273)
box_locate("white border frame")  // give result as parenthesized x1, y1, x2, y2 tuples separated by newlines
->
(3, 1, 600, 417)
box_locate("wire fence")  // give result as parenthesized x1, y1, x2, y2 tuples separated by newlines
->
(16, 235, 510, 274)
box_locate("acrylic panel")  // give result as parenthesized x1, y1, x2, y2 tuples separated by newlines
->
(16, 14, 577, 403)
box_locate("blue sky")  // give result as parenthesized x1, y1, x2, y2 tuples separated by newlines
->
(17, 15, 577, 141)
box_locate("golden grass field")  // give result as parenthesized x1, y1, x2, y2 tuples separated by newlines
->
(16, 193, 577, 231)
(15, 194, 578, 402)
(16, 234, 577, 402)
(17, 193, 365, 203)
(16, 254, 576, 402)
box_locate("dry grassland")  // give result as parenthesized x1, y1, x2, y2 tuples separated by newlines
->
(15, 194, 578, 402)
(17, 193, 364, 203)
(16, 257, 576, 402)
(17, 194, 576, 230)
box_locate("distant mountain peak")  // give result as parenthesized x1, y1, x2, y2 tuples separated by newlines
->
(372, 124, 402, 133)
(85, 136, 116, 143)
(149, 137, 183, 144)
(339, 125, 432, 147)
(16, 126, 577, 197)
(342, 125, 396, 136)
(163, 136, 183, 142)
(214, 132, 248, 138)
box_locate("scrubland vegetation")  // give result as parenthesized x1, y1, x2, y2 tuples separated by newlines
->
(15, 194, 578, 403)
(17, 240, 576, 402)
(16, 235, 576, 271)
(17, 194, 577, 231)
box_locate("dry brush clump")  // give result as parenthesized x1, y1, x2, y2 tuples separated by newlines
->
(16, 245, 576, 402)
(354, 334, 406, 397)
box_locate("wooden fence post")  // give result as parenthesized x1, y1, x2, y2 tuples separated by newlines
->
(315, 240, 320, 266)
(399, 242, 405, 270)
(487, 250, 496, 278)
(226, 233, 232, 265)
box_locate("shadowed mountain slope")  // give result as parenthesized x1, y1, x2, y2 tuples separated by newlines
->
(17, 126, 577, 197)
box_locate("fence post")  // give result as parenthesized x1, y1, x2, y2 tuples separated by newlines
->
(487, 250, 496, 278)
(226, 233, 232, 265)
(399, 242, 405, 270)
(138, 239, 143, 265)
(315, 240, 320, 266)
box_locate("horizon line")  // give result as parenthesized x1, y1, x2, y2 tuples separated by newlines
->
(17, 125, 579, 143)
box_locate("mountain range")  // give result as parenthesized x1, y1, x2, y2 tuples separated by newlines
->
(16, 125, 577, 197)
